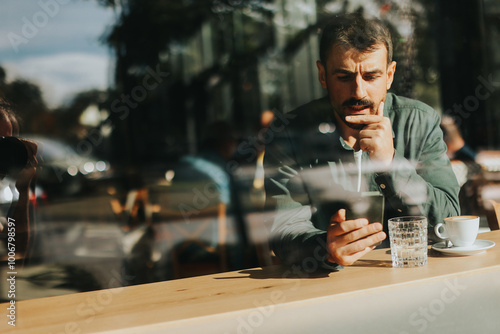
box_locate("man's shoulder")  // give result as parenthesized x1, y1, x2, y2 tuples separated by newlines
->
(385, 93, 441, 129)
(386, 93, 438, 118)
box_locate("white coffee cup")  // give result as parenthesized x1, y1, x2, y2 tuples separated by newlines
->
(434, 215, 480, 247)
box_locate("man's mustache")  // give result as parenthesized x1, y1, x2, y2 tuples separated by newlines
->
(342, 98, 374, 107)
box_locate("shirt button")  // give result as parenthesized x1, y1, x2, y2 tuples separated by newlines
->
(380, 184, 386, 189)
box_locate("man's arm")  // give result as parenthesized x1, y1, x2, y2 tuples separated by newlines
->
(346, 99, 461, 236)
(374, 113, 461, 239)
(264, 127, 327, 267)
(264, 123, 385, 268)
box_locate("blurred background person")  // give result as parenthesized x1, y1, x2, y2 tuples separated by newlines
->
(250, 110, 275, 209)
(441, 115, 477, 163)
(441, 115, 484, 221)
(172, 121, 249, 270)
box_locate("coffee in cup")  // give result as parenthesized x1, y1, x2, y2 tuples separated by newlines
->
(434, 215, 480, 247)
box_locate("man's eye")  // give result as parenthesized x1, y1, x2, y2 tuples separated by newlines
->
(364, 75, 379, 81)
(338, 76, 351, 81)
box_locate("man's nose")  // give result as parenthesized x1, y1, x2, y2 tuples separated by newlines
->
(352, 75, 367, 98)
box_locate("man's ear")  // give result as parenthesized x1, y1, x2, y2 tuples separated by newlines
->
(386, 61, 396, 90)
(316, 60, 327, 89)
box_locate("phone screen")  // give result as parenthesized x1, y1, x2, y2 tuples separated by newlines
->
(345, 191, 385, 247)
(345, 191, 385, 223)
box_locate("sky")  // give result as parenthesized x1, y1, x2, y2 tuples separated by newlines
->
(0, 0, 116, 108)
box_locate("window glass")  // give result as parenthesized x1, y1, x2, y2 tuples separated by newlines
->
(0, 0, 497, 301)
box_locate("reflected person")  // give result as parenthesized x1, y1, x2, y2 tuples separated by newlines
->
(173, 121, 248, 270)
(441, 115, 476, 163)
(264, 13, 460, 269)
(0, 100, 38, 261)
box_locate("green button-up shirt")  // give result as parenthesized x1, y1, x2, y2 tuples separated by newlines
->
(264, 93, 461, 268)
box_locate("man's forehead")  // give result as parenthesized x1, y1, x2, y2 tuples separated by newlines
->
(328, 43, 388, 67)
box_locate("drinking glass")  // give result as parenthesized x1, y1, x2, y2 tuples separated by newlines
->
(388, 216, 428, 268)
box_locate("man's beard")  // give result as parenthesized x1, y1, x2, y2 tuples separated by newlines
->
(335, 98, 375, 130)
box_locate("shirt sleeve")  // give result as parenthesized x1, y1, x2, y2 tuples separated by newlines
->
(374, 106, 461, 241)
(264, 124, 334, 269)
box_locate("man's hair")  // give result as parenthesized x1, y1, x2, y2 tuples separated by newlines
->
(319, 13, 393, 66)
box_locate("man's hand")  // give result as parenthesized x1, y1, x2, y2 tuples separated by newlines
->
(345, 101, 394, 167)
(15, 139, 38, 191)
(326, 209, 386, 266)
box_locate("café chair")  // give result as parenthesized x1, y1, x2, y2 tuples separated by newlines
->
(146, 181, 229, 279)
(169, 202, 228, 279)
(484, 199, 500, 231)
(475, 180, 500, 231)
(110, 187, 151, 230)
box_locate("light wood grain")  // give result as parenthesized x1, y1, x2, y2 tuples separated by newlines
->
(2, 231, 500, 333)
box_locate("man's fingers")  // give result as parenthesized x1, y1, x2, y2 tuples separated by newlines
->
(345, 114, 383, 124)
(339, 222, 384, 243)
(327, 224, 387, 266)
(328, 245, 374, 265)
(328, 243, 379, 266)
(329, 218, 370, 236)
(330, 208, 346, 224)
(377, 101, 384, 117)
(331, 230, 386, 257)
(345, 101, 385, 124)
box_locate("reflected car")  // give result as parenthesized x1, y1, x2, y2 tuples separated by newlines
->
(27, 136, 112, 198)
(0, 176, 46, 214)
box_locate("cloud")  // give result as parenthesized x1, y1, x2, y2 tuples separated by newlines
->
(0, 0, 114, 56)
(0, 1, 115, 107)
(3, 52, 112, 108)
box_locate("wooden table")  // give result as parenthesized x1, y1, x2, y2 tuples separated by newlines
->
(2, 231, 500, 334)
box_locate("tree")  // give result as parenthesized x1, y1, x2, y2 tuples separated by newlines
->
(1, 77, 51, 135)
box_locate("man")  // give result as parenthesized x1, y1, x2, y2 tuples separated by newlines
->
(264, 13, 460, 269)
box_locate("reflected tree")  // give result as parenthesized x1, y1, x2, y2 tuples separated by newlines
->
(0, 68, 52, 135)
(97, 0, 275, 166)
(52, 89, 109, 145)
(95, 0, 456, 165)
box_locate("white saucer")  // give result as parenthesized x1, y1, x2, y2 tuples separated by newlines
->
(432, 240, 496, 256)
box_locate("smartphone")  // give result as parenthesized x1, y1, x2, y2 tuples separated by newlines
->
(345, 191, 385, 247)
(345, 191, 384, 222)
